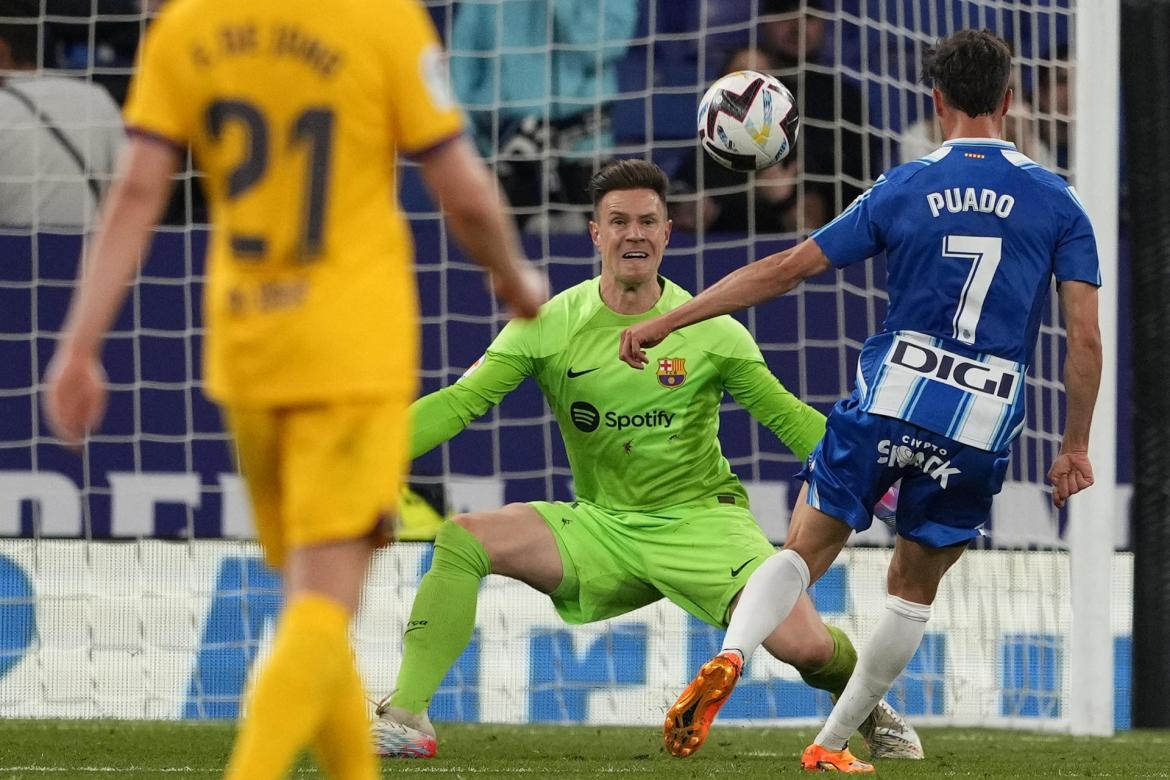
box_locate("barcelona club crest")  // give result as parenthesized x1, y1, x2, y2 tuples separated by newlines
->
(657, 357, 687, 388)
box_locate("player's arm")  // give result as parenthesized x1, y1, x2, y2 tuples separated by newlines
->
(44, 137, 181, 446)
(1047, 280, 1102, 508)
(418, 137, 547, 319)
(720, 357, 827, 462)
(410, 350, 531, 459)
(619, 238, 830, 368)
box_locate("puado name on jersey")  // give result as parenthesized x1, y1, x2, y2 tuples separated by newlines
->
(926, 187, 1015, 219)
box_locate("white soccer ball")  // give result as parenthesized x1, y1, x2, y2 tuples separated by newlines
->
(697, 70, 800, 172)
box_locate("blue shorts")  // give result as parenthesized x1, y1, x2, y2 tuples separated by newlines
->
(798, 397, 1010, 548)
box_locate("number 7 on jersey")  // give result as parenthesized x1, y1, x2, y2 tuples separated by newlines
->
(943, 234, 1003, 345)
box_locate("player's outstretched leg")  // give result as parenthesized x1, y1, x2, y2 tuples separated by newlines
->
(372, 520, 490, 758)
(762, 596, 923, 761)
(812, 550, 949, 768)
(790, 623, 922, 760)
(663, 547, 811, 757)
(663, 650, 743, 757)
(662, 596, 920, 761)
(801, 743, 875, 774)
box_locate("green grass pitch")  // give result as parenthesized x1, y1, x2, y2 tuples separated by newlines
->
(0, 721, 1167, 778)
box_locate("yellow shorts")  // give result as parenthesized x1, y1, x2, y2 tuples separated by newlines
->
(224, 397, 410, 569)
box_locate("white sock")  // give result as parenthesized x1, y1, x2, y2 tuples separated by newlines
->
(720, 548, 810, 664)
(815, 594, 931, 750)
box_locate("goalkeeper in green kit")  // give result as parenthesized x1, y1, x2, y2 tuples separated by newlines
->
(372, 160, 922, 761)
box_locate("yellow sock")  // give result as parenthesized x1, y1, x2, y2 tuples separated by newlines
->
(224, 594, 351, 780)
(313, 659, 377, 780)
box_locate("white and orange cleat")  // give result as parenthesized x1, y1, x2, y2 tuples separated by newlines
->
(663, 651, 743, 757)
(801, 743, 876, 773)
(371, 701, 437, 758)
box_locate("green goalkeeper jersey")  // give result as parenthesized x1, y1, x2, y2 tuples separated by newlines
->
(410, 276, 825, 511)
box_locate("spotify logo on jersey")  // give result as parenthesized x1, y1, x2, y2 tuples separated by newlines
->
(570, 401, 600, 432)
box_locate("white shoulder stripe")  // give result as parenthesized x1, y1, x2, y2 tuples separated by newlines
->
(1000, 149, 1040, 169)
(912, 145, 953, 165)
(1065, 185, 1089, 214)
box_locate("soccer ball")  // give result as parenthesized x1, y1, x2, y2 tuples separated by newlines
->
(697, 70, 799, 172)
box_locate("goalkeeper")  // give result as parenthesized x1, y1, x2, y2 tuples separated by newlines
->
(373, 160, 922, 761)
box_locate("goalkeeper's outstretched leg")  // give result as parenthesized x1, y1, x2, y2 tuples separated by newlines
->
(373, 504, 561, 758)
(372, 498, 923, 762)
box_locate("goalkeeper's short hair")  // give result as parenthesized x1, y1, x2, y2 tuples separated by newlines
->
(588, 159, 669, 215)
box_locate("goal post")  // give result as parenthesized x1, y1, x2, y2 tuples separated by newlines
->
(1067, 0, 1119, 738)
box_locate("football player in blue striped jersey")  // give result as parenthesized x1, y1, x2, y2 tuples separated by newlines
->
(622, 29, 1102, 773)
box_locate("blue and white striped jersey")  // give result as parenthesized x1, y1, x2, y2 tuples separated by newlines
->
(811, 138, 1101, 452)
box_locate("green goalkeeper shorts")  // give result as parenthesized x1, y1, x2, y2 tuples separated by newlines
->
(529, 495, 777, 628)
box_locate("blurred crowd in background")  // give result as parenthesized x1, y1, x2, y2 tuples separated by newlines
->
(1, 0, 1072, 233)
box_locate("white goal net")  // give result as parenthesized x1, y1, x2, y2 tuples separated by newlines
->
(0, 0, 1125, 733)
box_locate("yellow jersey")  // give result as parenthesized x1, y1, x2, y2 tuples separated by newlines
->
(123, 0, 463, 405)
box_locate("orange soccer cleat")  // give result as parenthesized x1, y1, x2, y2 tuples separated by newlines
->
(663, 651, 742, 757)
(801, 743, 876, 773)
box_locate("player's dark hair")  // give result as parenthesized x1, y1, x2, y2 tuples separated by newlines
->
(921, 29, 1013, 117)
(0, 0, 40, 67)
(588, 159, 669, 215)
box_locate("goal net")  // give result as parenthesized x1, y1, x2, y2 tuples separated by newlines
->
(0, 0, 1125, 733)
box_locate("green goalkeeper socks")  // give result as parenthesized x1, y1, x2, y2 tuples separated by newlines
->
(388, 521, 491, 715)
(799, 624, 858, 697)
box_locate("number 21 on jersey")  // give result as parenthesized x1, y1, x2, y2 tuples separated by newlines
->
(206, 99, 335, 262)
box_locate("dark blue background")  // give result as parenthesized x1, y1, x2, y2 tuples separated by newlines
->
(0, 222, 1129, 540)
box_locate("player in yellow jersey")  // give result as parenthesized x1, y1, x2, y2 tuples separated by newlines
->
(42, 1, 546, 777)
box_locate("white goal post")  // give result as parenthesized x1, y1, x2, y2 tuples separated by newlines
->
(1068, 0, 1120, 738)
